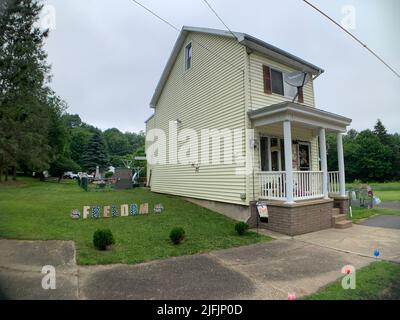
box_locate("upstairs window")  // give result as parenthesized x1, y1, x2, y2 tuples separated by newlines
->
(270, 69, 284, 95)
(263, 65, 304, 103)
(185, 42, 192, 70)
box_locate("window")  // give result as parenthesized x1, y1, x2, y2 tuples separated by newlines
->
(298, 142, 311, 171)
(270, 69, 284, 95)
(185, 42, 192, 70)
(263, 66, 300, 100)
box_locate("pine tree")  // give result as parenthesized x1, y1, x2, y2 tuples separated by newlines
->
(81, 132, 109, 172)
(0, 0, 66, 180)
(373, 119, 389, 144)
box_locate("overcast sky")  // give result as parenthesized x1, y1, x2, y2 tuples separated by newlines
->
(42, 0, 400, 134)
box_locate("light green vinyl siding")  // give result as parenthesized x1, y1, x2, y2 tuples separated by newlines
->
(147, 32, 322, 205)
(248, 52, 315, 110)
(148, 32, 248, 205)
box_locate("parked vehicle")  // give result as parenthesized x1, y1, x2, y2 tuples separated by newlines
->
(63, 171, 78, 179)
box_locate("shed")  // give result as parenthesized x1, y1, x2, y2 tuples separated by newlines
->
(113, 168, 133, 189)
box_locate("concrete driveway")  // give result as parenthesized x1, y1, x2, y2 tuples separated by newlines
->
(295, 224, 400, 263)
(0, 240, 78, 299)
(2, 223, 399, 300)
(360, 215, 400, 230)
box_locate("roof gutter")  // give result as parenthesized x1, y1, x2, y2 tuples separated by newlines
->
(239, 34, 324, 75)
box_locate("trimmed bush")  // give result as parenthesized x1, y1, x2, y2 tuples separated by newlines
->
(235, 222, 249, 236)
(105, 171, 114, 179)
(93, 229, 115, 250)
(169, 227, 185, 245)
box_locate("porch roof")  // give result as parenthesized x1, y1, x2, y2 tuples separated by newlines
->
(248, 102, 352, 133)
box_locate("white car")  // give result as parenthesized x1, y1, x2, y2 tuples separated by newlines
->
(63, 171, 78, 179)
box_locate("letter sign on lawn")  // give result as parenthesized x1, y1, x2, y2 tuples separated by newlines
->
(103, 206, 110, 218)
(130, 204, 138, 216)
(120, 204, 129, 217)
(83, 206, 90, 219)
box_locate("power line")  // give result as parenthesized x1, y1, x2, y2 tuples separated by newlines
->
(303, 0, 400, 78)
(201, 0, 238, 41)
(129, 0, 243, 72)
(131, 0, 179, 31)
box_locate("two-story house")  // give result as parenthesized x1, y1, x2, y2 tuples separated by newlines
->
(145, 26, 352, 235)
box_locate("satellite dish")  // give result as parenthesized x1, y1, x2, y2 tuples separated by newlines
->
(284, 72, 311, 87)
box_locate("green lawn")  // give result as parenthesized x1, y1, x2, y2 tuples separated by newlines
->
(0, 177, 270, 265)
(345, 181, 400, 222)
(306, 261, 400, 300)
(347, 181, 400, 202)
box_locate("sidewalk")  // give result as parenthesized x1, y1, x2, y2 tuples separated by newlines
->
(1, 227, 387, 299)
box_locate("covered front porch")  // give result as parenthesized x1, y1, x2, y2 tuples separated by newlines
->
(249, 102, 352, 204)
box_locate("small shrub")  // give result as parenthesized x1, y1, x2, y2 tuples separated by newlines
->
(169, 227, 185, 245)
(235, 222, 249, 236)
(93, 229, 115, 250)
(105, 171, 114, 179)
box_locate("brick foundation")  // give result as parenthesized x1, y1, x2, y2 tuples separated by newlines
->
(249, 199, 333, 236)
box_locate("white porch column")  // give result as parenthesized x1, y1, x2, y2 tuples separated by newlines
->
(277, 139, 282, 171)
(337, 132, 346, 197)
(283, 120, 294, 203)
(319, 128, 329, 198)
(267, 137, 272, 171)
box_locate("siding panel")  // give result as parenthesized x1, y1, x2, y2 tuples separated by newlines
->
(148, 33, 248, 205)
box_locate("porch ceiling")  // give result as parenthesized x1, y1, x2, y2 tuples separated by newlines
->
(248, 102, 352, 133)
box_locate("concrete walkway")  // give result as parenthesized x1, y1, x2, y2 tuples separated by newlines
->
(2, 223, 399, 300)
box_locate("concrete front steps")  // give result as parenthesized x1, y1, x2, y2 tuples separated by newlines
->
(332, 208, 352, 229)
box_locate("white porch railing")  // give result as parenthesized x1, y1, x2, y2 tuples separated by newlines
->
(293, 171, 324, 200)
(259, 171, 287, 200)
(259, 171, 327, 201)
(328, 171, 340, 194)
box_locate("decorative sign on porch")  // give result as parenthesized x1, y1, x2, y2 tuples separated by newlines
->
(256, 202, 269, 218)
(72, 203, 161, 220)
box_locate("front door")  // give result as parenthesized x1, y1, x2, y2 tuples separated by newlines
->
(261, 137, 311, 171)
(298, 142, 311, 171)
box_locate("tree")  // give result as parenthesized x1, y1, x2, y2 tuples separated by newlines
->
(69, 128, 94, 167)
(49, 156, 80, 182)
(81, 131, 109, 172)
(353, 130, 392, 182)
(0, 0, 66, 180)
(103, 128, 131, 156)
(62, 113, 82, 129)
(125, 131, 145, 152)
(373, 119, 389, 145)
